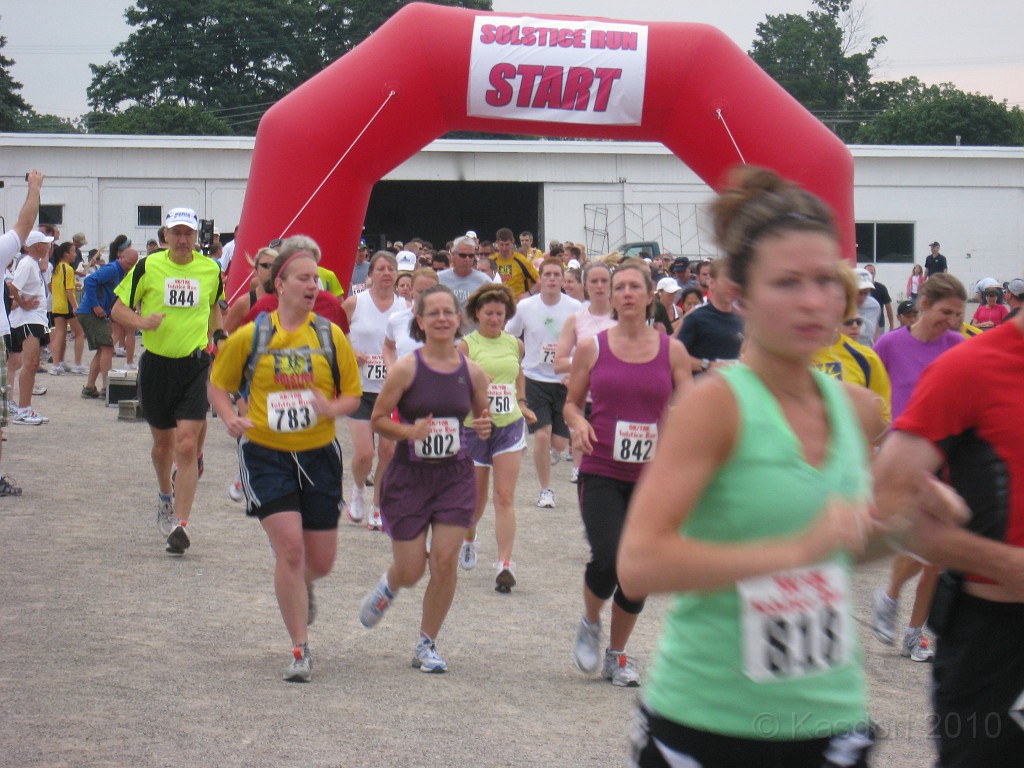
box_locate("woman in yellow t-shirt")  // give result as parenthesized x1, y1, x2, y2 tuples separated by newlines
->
(209, 243, 361, 683)
(49, 242, 86, 374)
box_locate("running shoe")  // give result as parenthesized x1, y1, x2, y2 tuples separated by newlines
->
(573, 616, 602, 674)
(348, 484, 366, 524)
(901, 629, 935, 662)
(602, 649, 641, 687)
(0, 475, 23, 496)
(48, 365, 64, 376)
(114, 345, 126, 357)
(156, 497, 175, 536)
(458, 539, 478, 571)
(12, 408, 44, 426)
(81, 386, 102, 399)
(359, 573, 395, 628)
(367, 505, 383, 531)
(227, 476, 244, 502)
(494, 561, 517, 594)
(549, 448, 561, 465)
(70, 365, 89, 375)
(565, 448, 573, 462)
(26, 408, 49, 423)
(32, 385, 46, 396)
(306, 583, 317, 626)
(570, 466, 579, 484)
(536, 488, 555, 508)
(871, 588, 898, 646)
(166, 523, 190, 555)
(284, 644, 312, 683)
(412, 637, 448, 674)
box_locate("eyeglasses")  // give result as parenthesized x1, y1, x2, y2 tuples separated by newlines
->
(422, 309, 458, 319)
(455, 251, 476, 258)
(842, 318, 864, 327)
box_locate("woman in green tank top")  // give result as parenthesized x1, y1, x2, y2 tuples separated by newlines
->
(618, 167, 886, 767)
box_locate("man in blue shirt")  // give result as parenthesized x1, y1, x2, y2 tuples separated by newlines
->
(77, 246, 139, 398)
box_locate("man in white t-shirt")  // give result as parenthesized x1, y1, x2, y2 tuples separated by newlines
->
(9, 231, 53, 426)
(854, 267, 882, 346)
(504, 258, 582, 508)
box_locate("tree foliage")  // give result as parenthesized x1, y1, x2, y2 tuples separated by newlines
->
(88, 0, 491, 134)
(749, 0, 884, 117)
(17, 112, 84, 134)
(853, 84, 1024, 146)
(0, 24, 31, 131)
(84, 104, 234, 135)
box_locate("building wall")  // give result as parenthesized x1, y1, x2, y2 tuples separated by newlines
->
(1, 135, 1021, 292)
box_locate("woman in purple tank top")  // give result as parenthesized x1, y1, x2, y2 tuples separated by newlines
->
(357, 285, 492, 674)
(563, 262, 692, 687)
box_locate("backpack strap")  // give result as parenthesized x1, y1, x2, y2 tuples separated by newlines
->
(240, 312, 340, 397)
(311, 314, 341, 396)
(514, 256, 535, 291)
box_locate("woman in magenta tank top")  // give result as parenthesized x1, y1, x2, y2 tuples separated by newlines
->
(357, 285, 492, 674)
(563, 262, 692, 687)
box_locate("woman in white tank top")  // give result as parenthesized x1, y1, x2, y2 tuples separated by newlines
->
(341, 251, 401, 530)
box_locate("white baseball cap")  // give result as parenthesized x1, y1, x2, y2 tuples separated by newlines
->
(165, 207, 199, 230)
(396, 250, 418, 271)
(25, 230, 55, 247)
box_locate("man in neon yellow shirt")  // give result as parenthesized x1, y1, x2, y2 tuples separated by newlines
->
(112, 207, 225, 555)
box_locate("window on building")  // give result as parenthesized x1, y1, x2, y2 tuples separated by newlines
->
(138, 205, 162, 227)
(39, 204, 64, 226)
(856, 222, 914, 264)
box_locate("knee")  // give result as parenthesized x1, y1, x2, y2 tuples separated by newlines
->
(493, 486, 515, 511)
(176, 433, 198, 460)
(275, 538, 305, 572)
(393, 557, 427, 587)
(585, 561, 618, 602)
(613, 587, 646, 615)
(306, 550, 335, 579)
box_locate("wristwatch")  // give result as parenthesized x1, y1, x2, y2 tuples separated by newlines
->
(700, 358, 710, 371)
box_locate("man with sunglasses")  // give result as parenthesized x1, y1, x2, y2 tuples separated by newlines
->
(439, 235, 490, 313)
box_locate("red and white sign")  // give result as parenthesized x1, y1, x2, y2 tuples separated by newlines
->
(468, 16, 648, 126)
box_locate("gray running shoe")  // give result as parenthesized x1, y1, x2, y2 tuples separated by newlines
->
(871, 588, 898, 646)
(494, 561, 517, 594)
(284, 644, 312, 682)
(573, 616, 602, 674)
(901, 630, 935, 662)
(602, 649, 641, 687)
(306, 582, 317, 626)
(157, 498, 175, 536)
(359, 573, 395, 628)
(0, 475, 23, 496)
(166, 523, 190, 555)
(412, 638, 448, 673)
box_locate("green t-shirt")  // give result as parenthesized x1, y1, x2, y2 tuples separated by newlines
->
(114, 250, 223, 358)
(645, 364, 870, 740)
(462, 330, 522, 428)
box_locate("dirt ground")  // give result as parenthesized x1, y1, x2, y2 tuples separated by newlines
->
(1, 352, 937, 767)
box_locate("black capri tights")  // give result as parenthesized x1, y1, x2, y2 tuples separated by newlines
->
(578, 472, 646, 615)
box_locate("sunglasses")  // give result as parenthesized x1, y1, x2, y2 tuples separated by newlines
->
(842, 318, 864, 327)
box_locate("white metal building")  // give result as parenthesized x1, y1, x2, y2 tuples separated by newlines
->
(1, 134, 1021, 297)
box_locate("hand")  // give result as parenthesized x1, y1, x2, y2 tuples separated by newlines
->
(570, 421, 597, 456)
(26, 170, 44, 190)
(223, 414, 253, 439)
(800, 497, 873, 563)
(20, 295, 40, 310)
(354, 351, 368, 367)
(521, 405, 538, 425)
(407, 414, 434, 442)
(471, 408, 492, 439)
(138, 313, 165, 330)
(92, 305, 105, 318)
(310, 390, 335, 419)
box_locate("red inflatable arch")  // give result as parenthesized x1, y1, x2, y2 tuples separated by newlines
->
(228, 2, 854, 299)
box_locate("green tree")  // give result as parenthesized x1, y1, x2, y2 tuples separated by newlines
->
(0, 22, 31, 131)
(88, 0, 491, 135)
(854, 84, 1024, 146)
(84, 104, 234, 135)
(749, 0, 885, 139)
(17, 112, 84, 134)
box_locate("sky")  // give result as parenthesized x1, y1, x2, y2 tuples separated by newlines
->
(3, 0, 1023, 120)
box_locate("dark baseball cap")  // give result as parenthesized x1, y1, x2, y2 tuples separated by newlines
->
(929, 241, 940, 247)
(671, 256, 690, 272)
(896, 299, 918, 316)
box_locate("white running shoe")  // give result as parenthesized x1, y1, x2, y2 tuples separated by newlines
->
(549, 448, 561, 465)
(227, 476, 244, 502)
(412, 637, 448, 674)
(902, 629, 935, 662)
(347, 484, 366, 524)
(284, 644, 312, 683)
(871, 588, 898, 646)
(48, 365, 64, 376)
(573, 616, 602, 674)
(367, 505, 383, 531)
(602, 649, 641, 687)
(536, 488, 555, 508)
(71, 364, 89, 375)
(458, 539, 478, 571)
(12, 408, 44, 426)
(359, 573, 395, 628)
